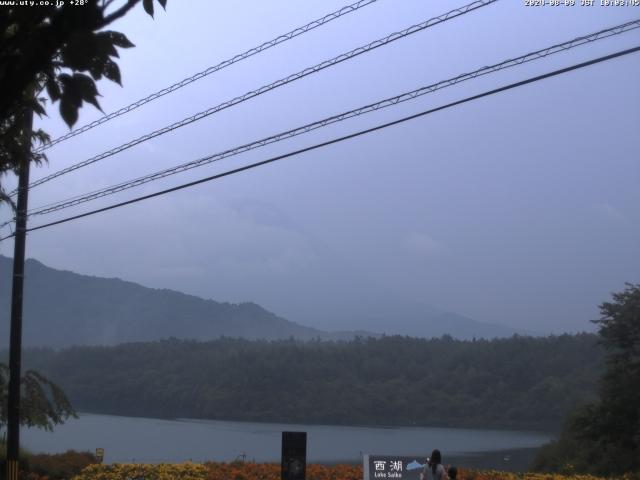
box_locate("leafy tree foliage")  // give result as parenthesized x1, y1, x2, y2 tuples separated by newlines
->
(533, 284, 640, 475)
(0, 0, 168, 446)
(0, 362, 76, 432)
(17, 333, 602, 430)
(0, 0, 167, 204)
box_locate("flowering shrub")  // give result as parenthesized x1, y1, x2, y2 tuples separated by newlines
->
(70, 462, 635, 480)
(460, 471, 601, 480)
(71, 462, 208, 480)
(204, 462, 362, 480)
(459, 471, 639, 480)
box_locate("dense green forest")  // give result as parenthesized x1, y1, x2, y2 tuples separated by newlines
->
(533, 284, 640, 475)
(13, 334, 602, 430)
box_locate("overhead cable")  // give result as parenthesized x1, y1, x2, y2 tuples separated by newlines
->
(22, 19, 640, 219)
(0, 45, 635, 241)
(36, 0, 381, 152)
(18, 0, 498, 195)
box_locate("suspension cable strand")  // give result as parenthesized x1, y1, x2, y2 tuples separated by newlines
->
(17, 0, 498, 196)
(36, 0, 381, 153)
(23, 19, 640, 218)
(0, 44, 633, 242)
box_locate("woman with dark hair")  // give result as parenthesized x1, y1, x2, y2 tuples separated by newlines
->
(421, 449, 446, 480)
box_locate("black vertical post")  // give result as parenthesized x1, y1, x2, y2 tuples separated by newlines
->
(281, 431, 306, 480)
(6, 105, 33, 480)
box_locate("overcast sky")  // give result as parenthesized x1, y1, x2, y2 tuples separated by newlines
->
(1, 0, 638, 335)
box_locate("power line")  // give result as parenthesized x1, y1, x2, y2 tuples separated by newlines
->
(20, 19, 640, 219)
(2, 18, 637, 228)
(36, 0, 381, 153)
(17, 0, 497, 195)
(1, 45, 635, 242)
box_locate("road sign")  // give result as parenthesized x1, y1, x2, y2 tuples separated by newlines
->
(363, 455, 427, 480)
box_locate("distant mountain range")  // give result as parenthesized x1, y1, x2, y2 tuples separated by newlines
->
(0, 255, 525, 347)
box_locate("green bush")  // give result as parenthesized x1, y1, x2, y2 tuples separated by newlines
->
(2, 439, 97, 479)
(26, 450, 98, 480)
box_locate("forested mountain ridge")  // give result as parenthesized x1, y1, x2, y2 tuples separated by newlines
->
(0, 255, 524, 346)
(17, 334, 603, 430)
(0, 256, 362, 346)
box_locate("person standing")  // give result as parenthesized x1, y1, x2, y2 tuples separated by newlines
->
(421, 449, 446, 480)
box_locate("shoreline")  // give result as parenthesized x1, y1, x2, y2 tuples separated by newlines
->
(21, 414, 550, 468)
(446, 448, 540, 472)
(75, 411, 557, 435)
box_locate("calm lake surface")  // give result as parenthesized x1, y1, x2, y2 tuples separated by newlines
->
(21, 414, 551, 465)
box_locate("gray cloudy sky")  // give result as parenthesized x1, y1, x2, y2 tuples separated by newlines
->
(1, 0, 639, 335)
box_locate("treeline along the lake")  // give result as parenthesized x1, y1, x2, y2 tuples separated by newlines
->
(18, 334, 602, 430)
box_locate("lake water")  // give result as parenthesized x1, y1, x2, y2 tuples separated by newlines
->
(20, 414, 551, 466)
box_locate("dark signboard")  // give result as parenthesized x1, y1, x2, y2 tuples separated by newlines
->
(363, 455, 428, 480)
(281, 431, 306, 480)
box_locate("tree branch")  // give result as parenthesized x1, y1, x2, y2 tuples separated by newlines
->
(101, 0, 141, 28)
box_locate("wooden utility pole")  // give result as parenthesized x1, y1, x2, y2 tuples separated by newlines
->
(6, 101, 33, 480)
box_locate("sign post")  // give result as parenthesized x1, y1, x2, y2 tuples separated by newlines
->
(281, 431, 306, 480)
(363, 455, 427, 480)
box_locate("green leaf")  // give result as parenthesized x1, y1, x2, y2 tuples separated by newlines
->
(103, 58, 121, 85)
(72, 73, 98, 95)
(88, 60, 104, 80)
(105, 31, 135, 49)
(81, 94, 101, 111)
(143, 0, 154, 17)
(72, 73, 102, 111)
(57, 72, 72, 83)
(58, 73, 83, 107)
(31, 98, 46, 117)
(97, 34, 119, 58)
(32, 129, 51, 147)
(59, 98, 79, 127)
(60, 31, 95, 71)
(45, 78, 61, 102)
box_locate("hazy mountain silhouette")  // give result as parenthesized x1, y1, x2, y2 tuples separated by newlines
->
(0, 255, 524, 347)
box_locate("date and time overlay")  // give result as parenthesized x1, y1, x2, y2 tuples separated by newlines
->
(526, 0, 640, 6)
(1, 0, 640, 8)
